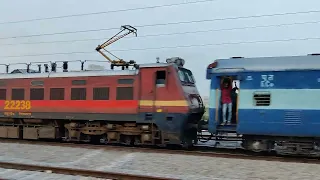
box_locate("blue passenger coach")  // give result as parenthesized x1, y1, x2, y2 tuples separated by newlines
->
(206, 54, 320, 154)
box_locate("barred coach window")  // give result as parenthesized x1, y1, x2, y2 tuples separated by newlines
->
(12, 89, 24, 100)
(71, 88, 86, 100)
(116, 87, 133, 100)
(93, 87, 109, 100)
(30, 88, 44, 100)
(50, 88, 65, 100)
(0, 89, 6, 100)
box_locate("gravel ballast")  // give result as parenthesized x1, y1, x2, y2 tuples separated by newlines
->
(0, 142, 319, 180)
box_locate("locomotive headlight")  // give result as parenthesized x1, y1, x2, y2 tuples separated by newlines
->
(190, 97, 199, 108)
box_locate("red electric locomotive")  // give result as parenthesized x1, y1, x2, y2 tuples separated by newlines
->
(0, 25, 204, 147)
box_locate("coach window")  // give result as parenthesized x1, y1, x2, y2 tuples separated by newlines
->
(253, 92, 271, 106)
(116, 87, 133, 100)
(93, 87, 109, 100)
(71, 88, 86, 100)
(12, 89, 25, 100)
(30, 88, 44, 100)
(50, 88, 65, 100)
(156, 70, 166, 86)
(0, 89, 6, 100)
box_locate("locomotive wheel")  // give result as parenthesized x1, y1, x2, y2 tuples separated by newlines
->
(63, 129, 70, 142)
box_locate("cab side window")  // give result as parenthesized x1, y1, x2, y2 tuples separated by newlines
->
(156, 70, 166, 87)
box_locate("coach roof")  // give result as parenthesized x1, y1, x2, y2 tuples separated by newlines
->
(207, 54, 320, 74)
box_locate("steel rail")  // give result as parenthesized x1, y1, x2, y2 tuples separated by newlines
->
(0, 161, 178, 180)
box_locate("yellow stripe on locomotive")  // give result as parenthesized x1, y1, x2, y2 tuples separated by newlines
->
(139, 100, 188, 107)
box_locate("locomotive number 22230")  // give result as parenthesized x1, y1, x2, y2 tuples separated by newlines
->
(4, 100, 31, 110)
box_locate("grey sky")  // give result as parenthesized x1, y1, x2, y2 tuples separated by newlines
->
(0, 0, 320, 96)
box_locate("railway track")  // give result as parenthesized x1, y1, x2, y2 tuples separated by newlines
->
(0, 138, 320, 165)
(0, 161, 177, 180)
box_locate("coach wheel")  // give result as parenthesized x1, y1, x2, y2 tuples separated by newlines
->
(245, 140, 269, 152)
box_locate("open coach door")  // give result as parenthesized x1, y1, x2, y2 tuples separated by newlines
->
(217, 76, 240, 128)
(207, 73, 240, 134)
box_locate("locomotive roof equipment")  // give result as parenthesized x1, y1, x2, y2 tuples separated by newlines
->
(95, 25, 138, 70)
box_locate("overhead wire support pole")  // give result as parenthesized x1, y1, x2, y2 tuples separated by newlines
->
(95, 25, 137, 70)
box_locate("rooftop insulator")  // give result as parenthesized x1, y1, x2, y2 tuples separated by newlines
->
(129, 60, 136, 64)
(63, 61, 68, 72)
(81, 61, 85, 71)
(38, 64, 41, 73)
(27, 64, 30, 73)
(51, 62, 57, 72)
(44, 64, 49, 73)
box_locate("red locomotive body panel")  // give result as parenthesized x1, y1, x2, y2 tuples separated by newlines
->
(0, 58, 204, 146)
(0, 75, 139, 114)
(0, 63, 195, 116)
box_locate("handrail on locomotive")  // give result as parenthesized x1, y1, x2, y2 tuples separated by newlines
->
(95, 25, 138, 70)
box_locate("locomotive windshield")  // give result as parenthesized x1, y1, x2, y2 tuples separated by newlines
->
(178, 67, 195, 84)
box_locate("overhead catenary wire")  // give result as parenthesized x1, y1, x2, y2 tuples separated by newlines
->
(1, 9, 320, 40)
(0, 0, 219, 25)
(1, 20, 320, 46)
(1, 36, 319, 58)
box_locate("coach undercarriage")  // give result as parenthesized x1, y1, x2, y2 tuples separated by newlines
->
(241, 135, 320, 156)
(0, 117, 177, 147)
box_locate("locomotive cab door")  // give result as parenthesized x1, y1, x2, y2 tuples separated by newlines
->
(217, 76, 240, 127)
(139, 67, 177, 144)
(138, 67, 168, 113)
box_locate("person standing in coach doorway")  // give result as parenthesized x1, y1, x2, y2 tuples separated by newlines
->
(221, 78, 232, 125)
